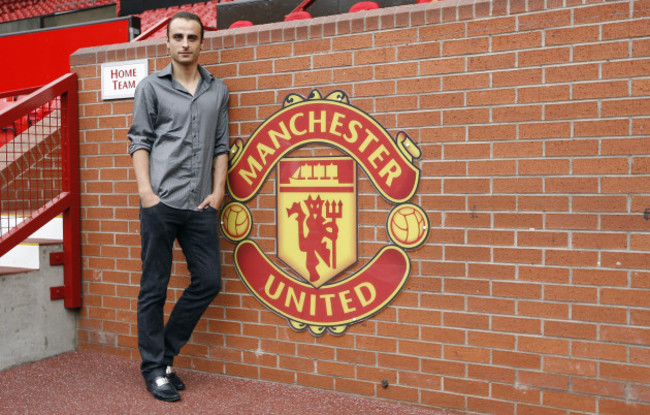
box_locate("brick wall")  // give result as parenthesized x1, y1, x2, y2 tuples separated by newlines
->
(70, 0, 650, 413)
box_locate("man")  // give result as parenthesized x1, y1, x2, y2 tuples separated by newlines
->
(127, 11, 229, 402)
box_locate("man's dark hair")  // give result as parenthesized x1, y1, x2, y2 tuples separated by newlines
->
(167, 11, 204, 41)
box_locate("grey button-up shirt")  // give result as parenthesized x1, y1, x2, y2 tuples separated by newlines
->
(128, 63, 229, 211)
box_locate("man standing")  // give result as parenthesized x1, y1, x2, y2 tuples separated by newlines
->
(127, 11, 229, 402)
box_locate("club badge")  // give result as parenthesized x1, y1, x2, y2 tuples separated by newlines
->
(223, 90, 428, 336)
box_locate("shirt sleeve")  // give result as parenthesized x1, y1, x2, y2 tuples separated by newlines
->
(127, 79, 157, 156)
(213, 83, 230, 157)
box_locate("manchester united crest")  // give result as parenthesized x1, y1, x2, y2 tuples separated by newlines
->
(278, 157, 357, 288)
(222, 89, 429, 336)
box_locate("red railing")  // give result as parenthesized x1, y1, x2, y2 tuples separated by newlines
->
(0, 73, 80, 309)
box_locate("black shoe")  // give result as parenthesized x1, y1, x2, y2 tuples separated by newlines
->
(146, 376, 180, 402)
(166, 366, 186, 391)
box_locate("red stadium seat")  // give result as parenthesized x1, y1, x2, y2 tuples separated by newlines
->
(229, 20, 253, 29)
(284, 10, 311, 21)
(349, 1, 379, 12)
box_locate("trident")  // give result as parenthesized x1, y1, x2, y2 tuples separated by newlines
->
(325, 200, 342, 268)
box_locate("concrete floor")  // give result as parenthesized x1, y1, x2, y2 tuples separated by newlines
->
(0, 351, 447, 414)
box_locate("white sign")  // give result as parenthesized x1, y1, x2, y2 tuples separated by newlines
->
(101, 59, 148, 100)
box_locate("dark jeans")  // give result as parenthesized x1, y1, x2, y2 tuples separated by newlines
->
(137, 202, 221, 382)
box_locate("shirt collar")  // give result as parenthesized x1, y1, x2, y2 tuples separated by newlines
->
(157, 63, 214, 83)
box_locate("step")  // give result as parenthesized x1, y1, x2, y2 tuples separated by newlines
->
(0, 215, 63, 271)
(0, 265, 35, 276)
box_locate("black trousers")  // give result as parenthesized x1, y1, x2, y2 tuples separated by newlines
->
(137, 203, 221, 382)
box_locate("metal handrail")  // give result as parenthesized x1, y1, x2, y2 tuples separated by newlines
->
(0, 72, 80, 308)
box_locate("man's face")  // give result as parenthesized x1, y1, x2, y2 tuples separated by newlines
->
(167, 18, 202, 67)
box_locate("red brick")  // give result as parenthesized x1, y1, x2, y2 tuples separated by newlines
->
(377, 352, 419, 371)
(546, 177, 600, 194)
(492, 316, 542, 335)
(572, 269, 623, 290)
(602, 250, 650, 269)
(545, 63, 599, 83)
(395, 371, 440, 390)
(572, 341, 627, 362)
(374, 28, 418, 46)
(443, 108, 490, 125)
(493, 178, 543, 194)
(546, 249, 600, 267)
(518, 85, 570, 103)
(443, 73, 490, 91)
(375, 62, 418, 79)
(259, 367, 296, 384)
(632, 233, 650, 251)
(493, 68, 542, 87)
(545, 320, 598, 340)
(518, 9, 571, 30)
(632, 156, 650, 173)
(421, 390, 465, 410)
(467, 52, 516, 71)
(493, 105, 542, 122)
(526, 371, 574, 393)
(491, 35, 539, 55)
(493, 350, 541, 369)
(468, 263, 516, 280)
(419, 92, 461, 110)
(444, 344, 490, 363)
(574, 41, 629, 62)
(601, 362, 650, 383)
(603, 59, 650, 79)
(444, 178, 491, 193)
(442, 37, 489, 56)
(468, 363, 515, 383)
(516, 404, 566, 415)
(518, 336, 569, 355)
(573, 196, 628, 214)
(444, 377, 489, 396)
(467, 229, 513, 246)
(603, 138, 650, 155)
(398, 41, 440, 60)
(444, 312, 490, 330)
(543, 390, 597, 412)
(545, 356, 598, 377)
(467, 296, 516, 315)
(518, 231, 568, 248)
(296, 372, 334, 391)
(467, 16, 516, 36)
(467, 89, 516, 106)
(525, 295, 572, 318)
(573, 80, 629, 99)
(519, 122, 571, 139)
(492, 383, 540, 404)
(600, 399, 650, 415)
(546, 101, 599, 120)
(467, 330, 515, 349)
(603, 98, 650, 117)
(420, 22, 466, 41)
(602, 214, 650, 231)
(493, 141, 543, 157)
(444, 278, 490, 295)
(546, 25, 599, 45)
(628, 384, 650, 405)
(572, 377, 626, 399)
(519, 47, 570, 67)
(468, 159, 517, 175)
